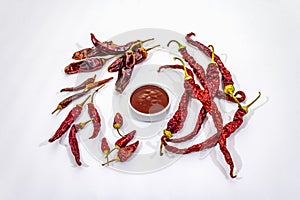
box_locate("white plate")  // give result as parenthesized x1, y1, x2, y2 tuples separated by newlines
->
(78, 28, 234, 173)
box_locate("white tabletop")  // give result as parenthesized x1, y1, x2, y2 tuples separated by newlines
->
(1, 0, 300, 199)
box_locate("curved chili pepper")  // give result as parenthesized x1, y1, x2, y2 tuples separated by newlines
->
(102, 140, 139, 166)
(48, 95, 91, 142)
(87, 85, 105, 139)
(64, 56, 115, 74)
(72, 41, 113, 60)
(113, 112, 124, 137)
(60, 74, 96, 92)
(215, 90, 246, 103)
(51, 90, 88, 114)
(91, 33, 154, 55)
(68, 119, 92, 166)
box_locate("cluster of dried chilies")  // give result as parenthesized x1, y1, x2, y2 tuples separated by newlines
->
(159, 33, 260, 178)
(48, 32, 260, 178)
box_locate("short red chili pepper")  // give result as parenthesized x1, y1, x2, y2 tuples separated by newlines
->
(102, 140, 139, 166)
(68, 119, 92, 166)
(101, 137, 110, 156)
(64, 56, 115, 75)
(105, 130, 136, 159)
(60, 74, 96, 92)
(48, 95, 91, 142)
(87, 85, 105, 139)
(113, 112, 124, 137)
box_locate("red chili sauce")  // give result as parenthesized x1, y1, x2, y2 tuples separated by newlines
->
(130, 85, 169, 114)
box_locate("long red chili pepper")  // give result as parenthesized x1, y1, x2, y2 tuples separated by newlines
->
(68, 119, 92, 166)
(64, 56, 115, 75)
(72, 41, 113, 60)
(51, 90, 88, 114)
(102, 140, 139, 166)
(48, 95, 91, 142)
(84, 77, 113, 91)
(185, 33, 244, 104)
(161, 93, 261, 178)
(87, 85, 105, 139)
(91, 33, 154, 55)
(60, 74, 96, 92)
(167, 40, 206, 87)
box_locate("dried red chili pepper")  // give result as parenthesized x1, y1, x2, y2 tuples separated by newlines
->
(69, 119, 92, 166)
(185, 33, 243, 104)
(64, 56, 115, 75)
(91, 33, 154, 55)
(102, 140, 139, 166)
(161, 92, 261, 178)
(72, 41, 113, 60)
(101, 137, 110, 155)
(167, 40, 206, 87)
(84, 77, 113, 91)
(105, 130, 136, 158)
(108, 44, 160, 73)
(48, 95, 91, 142)
(87, 85, 105, 139)
(115, 51, 136, 93)
(51, 90, 88, 114)
(113, 112, 124, 137)
(60, 74, 96, 92)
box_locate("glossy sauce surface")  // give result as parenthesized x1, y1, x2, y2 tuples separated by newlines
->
(130, 85, 169, 114)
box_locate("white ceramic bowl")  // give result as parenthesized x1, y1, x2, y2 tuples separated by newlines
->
(128, 84, 171, 122)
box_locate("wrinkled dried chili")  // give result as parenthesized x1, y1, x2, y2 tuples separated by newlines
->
(60, 74, 96, 92)
(102, 140, 139, 166)
(49, 95, 91, 142)
(64, 56, 115, 75)
(69, 119, 92, 166)
(87, 85, 105, 139)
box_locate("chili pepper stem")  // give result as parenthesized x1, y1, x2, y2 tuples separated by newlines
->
(91, 84, 105, 103)
(116, 129, 124, 137)
(173, 57, 192, 80)
(145, 45, 160, 52)
(102, 157, 120, 166)
(79, 119, 93, 129)
(77, 95, 91, 108)
(105, 147, 117, 159)
(240, 92, 261, 113)
(141, 38, 155, 44)
(51, 105, 62, 115)
(208, 45, 217, 65)
(167, 40, 186, 50)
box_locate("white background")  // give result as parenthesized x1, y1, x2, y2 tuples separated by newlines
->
(1, 0, 300, 199)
